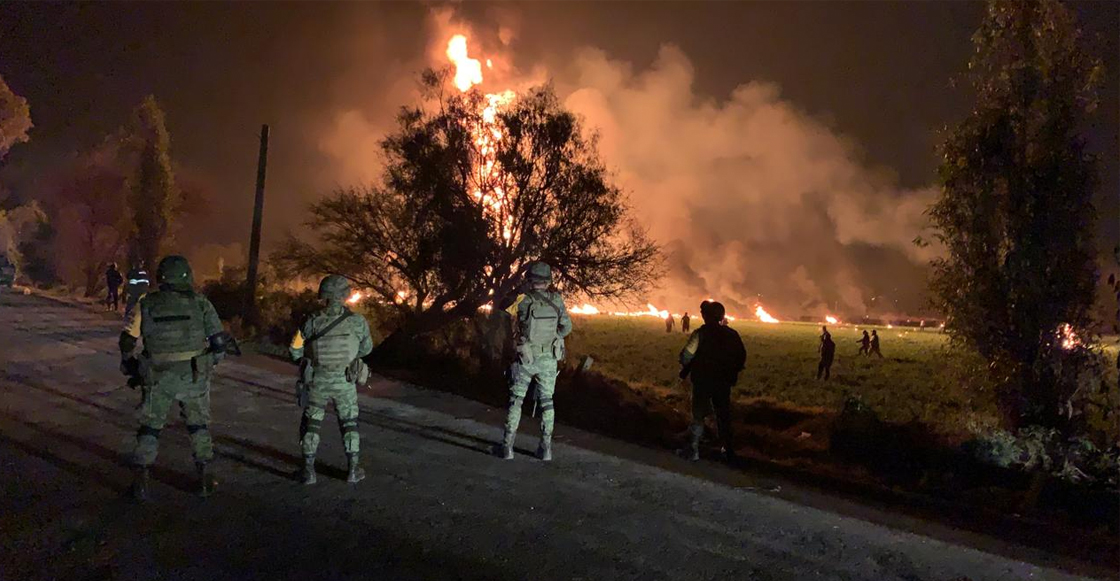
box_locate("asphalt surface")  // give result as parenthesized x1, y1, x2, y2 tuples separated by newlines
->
(0, 289, 1105, 580)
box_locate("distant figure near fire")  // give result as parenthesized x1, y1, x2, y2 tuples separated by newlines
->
(681, 312, 691, 333)
(665, 313, 675, 333)
(857, 330, 871, 356)
(817, 326, 835, 380)
(869, 329, 883, 358)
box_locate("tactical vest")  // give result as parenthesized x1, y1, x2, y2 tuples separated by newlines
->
(309, 309, 359, 372)
(140, 291, 208, 364)
(521, 292, 561, 352)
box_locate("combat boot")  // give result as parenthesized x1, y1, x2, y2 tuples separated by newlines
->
(346, 453, 365, 484)
(196, 462, 217, 497)
(300, 455, 317, 485)
(492, 430, 515, 460)
(130, 466, 150, 502)
(536, 438, 552, 462)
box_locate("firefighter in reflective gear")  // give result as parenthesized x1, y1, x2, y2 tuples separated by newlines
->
(495, 262, 573, 461)
(679, 300, 746, 462)
(289, 274, 374, 485)
(124, 262, 150, 319)
(119, 255, 225, 500)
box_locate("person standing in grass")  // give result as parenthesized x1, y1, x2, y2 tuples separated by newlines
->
(681, 312, 691, 333)
(857, 330, 871, 356)
(817, 326, 835, 380)
(869, 329, 883, 358)
(665, 312, 674, 333)
(679, 300, 746, 462)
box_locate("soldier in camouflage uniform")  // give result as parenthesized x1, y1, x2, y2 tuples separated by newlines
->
(289, 275, 374, 485)
(119, 255, 227, 500)
(494, 262, 573, 461)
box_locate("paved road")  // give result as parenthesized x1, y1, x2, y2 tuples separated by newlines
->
(0, 290, 1102, 580)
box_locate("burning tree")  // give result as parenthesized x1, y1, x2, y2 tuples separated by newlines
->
(928, 0, 1103, 431)
(276, 45, 658, 346)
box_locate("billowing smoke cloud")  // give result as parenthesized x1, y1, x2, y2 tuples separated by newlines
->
(559, 46, 938, 317)
(316, 9, 939, 319)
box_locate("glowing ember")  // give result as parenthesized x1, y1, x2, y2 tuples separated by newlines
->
(346, 291, 363, 305)
(569, 304, 600, 315)
(1058, 324, 1081, 350)
(825, 315, 838, 325)
(755, 305, 779, 324)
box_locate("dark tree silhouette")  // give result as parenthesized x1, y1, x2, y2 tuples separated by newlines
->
(928, 0, 1103, 430)
(124, 96, 178, 269)
(276, 72, 659, 345)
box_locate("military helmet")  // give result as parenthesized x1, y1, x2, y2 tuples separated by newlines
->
(156, 255, 193, 290)
(526, 261, 552, 284)
(318, 274, 351, 301)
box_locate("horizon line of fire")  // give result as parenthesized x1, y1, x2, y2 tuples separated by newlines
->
(344, 290, 946, 329)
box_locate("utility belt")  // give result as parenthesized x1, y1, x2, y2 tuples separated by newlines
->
(515, 338, 565, 366)
(296, 357, 371, 408)
(144, 348, 211, 383)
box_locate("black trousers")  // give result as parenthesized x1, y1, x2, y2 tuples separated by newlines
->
(817, 357, 833, 380)
(691, 380, 733, 449)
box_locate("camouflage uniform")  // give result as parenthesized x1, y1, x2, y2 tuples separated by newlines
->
(289, 275, 373, 484)
(120, 256, 224, 499)
(496, 262, 572, 461)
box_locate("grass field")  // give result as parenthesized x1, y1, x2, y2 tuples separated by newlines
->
(564, 316, 1119, 437)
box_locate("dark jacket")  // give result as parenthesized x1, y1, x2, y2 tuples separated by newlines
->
(679, 324, 747, 386)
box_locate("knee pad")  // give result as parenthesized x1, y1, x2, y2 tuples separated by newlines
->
(339, 417, 359, 436)
(538, 397, 554, 412)
(300, 416, 322, 435)
(509, 395, 524, 408)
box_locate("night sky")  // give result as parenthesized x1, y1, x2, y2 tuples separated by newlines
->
(1, 1, 1116, 313)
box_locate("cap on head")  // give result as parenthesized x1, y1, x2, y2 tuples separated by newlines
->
(156, 255, 193, 291)
(526, 261, 552, 286)
(700, 300, 725, 325)
(318, 274, 351, 302)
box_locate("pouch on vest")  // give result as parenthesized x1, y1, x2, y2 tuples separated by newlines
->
(346, 358, 370, 386)
(296, 359, 313, 407)
(309, 311, 358, 374)
(525, 295, 559, 347)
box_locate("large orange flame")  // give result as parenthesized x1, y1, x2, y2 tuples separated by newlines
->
(446, 35, 482, 92)
(755, 305, 780, 324)
(445, 34, 517, 242)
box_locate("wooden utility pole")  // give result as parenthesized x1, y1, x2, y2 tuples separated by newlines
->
(245, 124, 269, 326)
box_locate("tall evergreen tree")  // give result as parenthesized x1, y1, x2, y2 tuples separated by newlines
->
(125, 96, 178, 269)
(929, 0, 1103, 430)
